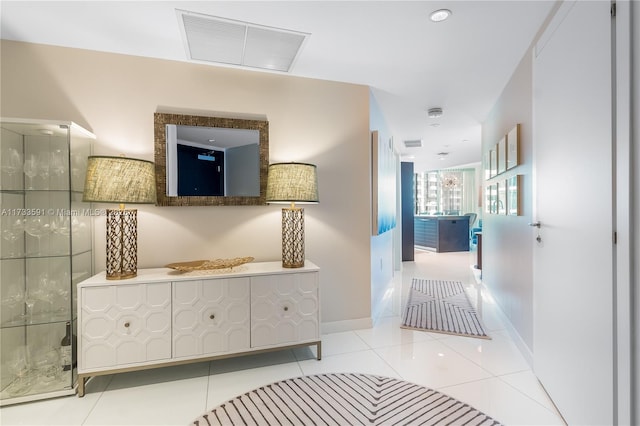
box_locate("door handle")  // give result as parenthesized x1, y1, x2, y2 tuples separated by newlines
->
(530, 222, 542, 243)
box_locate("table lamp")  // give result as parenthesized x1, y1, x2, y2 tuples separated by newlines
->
(83, 156, 156, 279)
(266, 162, 318, 268)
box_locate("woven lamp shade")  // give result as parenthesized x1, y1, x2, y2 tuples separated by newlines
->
(266, 163, 318, 203)
(83, 156, 156, 204)
(83, 156, 156, 280)
(266, 162, 318, 268)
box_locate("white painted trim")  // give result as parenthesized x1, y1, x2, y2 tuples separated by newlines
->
(632, 2, 640, 422)
(491, 297, 534, 368)
(534, 0, 576, 58)
(472, 265, 533, 366)
(614, 2, 633, 425)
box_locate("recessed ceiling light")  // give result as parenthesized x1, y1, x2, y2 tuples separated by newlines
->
(430, 9, 452, 22)
(427, 107, 443, 118)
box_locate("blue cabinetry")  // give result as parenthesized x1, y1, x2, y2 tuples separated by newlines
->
(414, 216, 469, 252)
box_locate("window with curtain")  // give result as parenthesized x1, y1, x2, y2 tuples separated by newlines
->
(414, 169, 476, 215)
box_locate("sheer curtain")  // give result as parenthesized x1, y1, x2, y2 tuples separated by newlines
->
(459, 169, 476, 216)
(415, 168, 476, 215)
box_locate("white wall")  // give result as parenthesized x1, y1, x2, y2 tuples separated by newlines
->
(481, 49, 535, 356)
(484, 5, 639, 421)
(369, 91, 397, 322)
(0, 40, 373, 329)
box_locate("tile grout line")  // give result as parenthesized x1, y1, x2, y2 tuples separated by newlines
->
(494, 372, 568, 423)
(202, 361, 213, 413)
(81, 374, 114, 426)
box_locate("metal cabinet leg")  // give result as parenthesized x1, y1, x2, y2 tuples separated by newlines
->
(77, 376, 86, 397)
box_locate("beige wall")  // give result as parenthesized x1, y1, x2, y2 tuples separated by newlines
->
(481, 48, 535, 356)
(1, 40, 373, 327)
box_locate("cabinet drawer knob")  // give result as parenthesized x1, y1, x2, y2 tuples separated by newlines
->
(124, 322, 130, 328)
(283, 306, 289, 312)
(209, 314, 215, 320)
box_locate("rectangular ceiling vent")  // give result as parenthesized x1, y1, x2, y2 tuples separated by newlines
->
(177, 9, 309, 73)
(404, 139, 423, 148)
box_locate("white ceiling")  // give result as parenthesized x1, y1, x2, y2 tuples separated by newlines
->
(0, 1, 555, 172)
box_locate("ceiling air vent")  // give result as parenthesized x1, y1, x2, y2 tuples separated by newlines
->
(178, 9, 309, 72)
(404, 139, 423, 148)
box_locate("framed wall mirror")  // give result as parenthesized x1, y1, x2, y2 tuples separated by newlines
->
(154, 112, 269, 206)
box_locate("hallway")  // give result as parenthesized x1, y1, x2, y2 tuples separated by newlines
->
(0, 250, 566, 425)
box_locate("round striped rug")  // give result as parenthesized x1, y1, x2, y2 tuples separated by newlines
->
(192, 373, 502, 425)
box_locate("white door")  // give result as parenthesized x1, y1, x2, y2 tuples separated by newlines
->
(532, 1, 614, 424)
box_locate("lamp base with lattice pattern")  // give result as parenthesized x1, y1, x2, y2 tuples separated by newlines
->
(105, 209, 138, 280)
(281, 207, 305, 268)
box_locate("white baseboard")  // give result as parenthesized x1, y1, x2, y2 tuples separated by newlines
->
(470, 265, 533, 367)
(321, 317, 373, 334)
(492, 301, 534, 368)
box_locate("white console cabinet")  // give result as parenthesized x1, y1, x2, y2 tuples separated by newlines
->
(173, 277, 250, 359)
(80, 282, 172, 370)
(77, 261, 320, 396)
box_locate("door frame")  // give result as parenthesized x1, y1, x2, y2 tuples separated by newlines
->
(612, 1, 634, 424)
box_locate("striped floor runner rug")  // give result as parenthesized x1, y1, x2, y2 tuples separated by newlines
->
(192, 373, 502, 425)
(401, 279, 490, 339)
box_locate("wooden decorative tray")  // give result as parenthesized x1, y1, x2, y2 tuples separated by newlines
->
(165, 257, 254, 272)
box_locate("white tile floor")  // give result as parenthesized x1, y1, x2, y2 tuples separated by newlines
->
(0, 250, 566, 425)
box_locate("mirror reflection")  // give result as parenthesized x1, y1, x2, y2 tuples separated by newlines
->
(154, 113, 269, 206)
(166, 124, 259, 197)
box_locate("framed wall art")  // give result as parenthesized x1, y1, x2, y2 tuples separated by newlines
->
(371, 130, 396, 235)
(507, 175, 521, 216)
(486, 184, 498, 214)
(483, 150, 491, 181)
(497, 136, 506, 175)
(489, 148, 497, 178)
(506, 124, 520, 170)
(497, 180, 507, 215)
